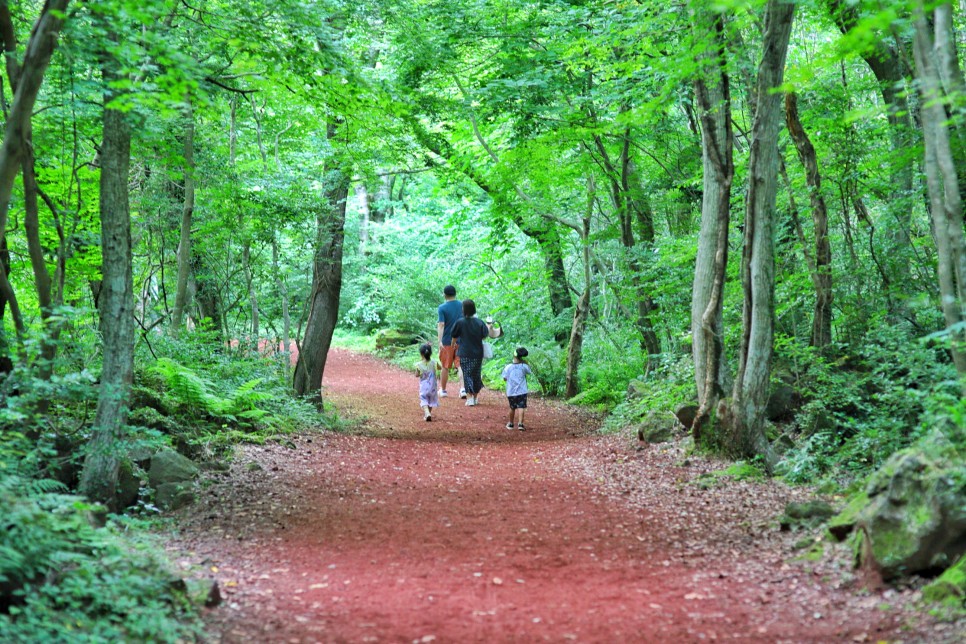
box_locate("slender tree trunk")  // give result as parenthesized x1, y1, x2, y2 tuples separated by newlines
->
(933, 3, 966, 209)
(356, 181, 371, 256)
(229, 95, 237, 166)
(785, 92, 833, 348)
(79, 52, 134, 511)
(371, 173, 394, 222)
(0, 0, 69, 247)
(593, 130, 661, 366)
(690, 10, 734, 440)
(244, 243, 258, 341)
(565, 178, 595, 399)
(0, 0, 69, 345)
(172, 105, 194, 331)
(913, 3, 966, 387)
(272, 231, 291, 354)
(293, 125, 349, 404)
(0, 235, 13, 377)
(721, 0, 795, 470)
(826, 0, 917, 300)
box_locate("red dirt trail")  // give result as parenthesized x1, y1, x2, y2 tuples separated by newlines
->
(169, 349, 959, 643)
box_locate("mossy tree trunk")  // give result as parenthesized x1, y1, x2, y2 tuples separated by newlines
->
(79, 47, 134, 511)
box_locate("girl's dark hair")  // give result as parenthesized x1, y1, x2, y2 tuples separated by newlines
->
(462, 299, 476, 317)
(419, 342, 432, 360)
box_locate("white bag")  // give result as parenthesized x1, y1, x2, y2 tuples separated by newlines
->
(482, 341, 494, 360)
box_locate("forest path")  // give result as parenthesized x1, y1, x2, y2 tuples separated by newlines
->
(169, 349, 945, 643)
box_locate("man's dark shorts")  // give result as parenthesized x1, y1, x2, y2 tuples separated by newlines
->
(507, 394, 528, 409)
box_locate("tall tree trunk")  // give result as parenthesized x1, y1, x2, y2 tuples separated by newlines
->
(172, 105, 194, 331)
(933, 3, 966, 215)
(371, 173, 394, 222)
(192, 253, 224, 338)
(912, 2, 966, 387)
(593, 129, 661, 366)
(826, 0, 917, 300)
(293, 125, 349, 404)
(721, 0, 795, 470)
(272, 231, 291, 354)
(356, 181, 371, 256)
(785, 92, 833, 349)
(565, 178, 595, 399)
(690, 9, 734, 440)
(0, 0, 69, 346)
(79, 52, 134, 511)
(243, 242, 258, 341)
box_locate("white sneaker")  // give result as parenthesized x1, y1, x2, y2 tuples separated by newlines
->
(459, 389, 467, 399)
(465, 398, 477, 406)
(439, 389, 448, 398)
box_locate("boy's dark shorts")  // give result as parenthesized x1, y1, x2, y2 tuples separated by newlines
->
(507, 394, 528, 409)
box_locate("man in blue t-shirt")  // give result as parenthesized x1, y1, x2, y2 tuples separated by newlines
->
(437, 284, 464, 397)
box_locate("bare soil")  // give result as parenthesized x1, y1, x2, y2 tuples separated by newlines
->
(167, 349, 963, 643)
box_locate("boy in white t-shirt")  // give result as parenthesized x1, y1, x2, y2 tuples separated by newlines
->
(501, 347, 532, 431)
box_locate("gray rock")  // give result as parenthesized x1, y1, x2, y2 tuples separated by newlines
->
(117, 459, 141, 509)
(857, 450, 966, 579)
(780, 500, 834, 531)
(635, 412, 677, 444)
(674, 404, 699, 430)
(149, 448, 199, 488)
(765, 384, 798, 421)
(155, 481, 195, 511)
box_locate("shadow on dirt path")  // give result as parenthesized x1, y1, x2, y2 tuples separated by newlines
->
(168, 349, 957, 643)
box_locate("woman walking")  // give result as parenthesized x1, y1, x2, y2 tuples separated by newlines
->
(450, 299, 498, 406)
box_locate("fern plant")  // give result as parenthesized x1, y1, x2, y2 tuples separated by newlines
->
(0, 472, 202, 642)
(149, 358, 275, 428)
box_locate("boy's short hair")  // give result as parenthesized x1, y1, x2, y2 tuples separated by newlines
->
(443, 284, 456, 297)
(514, 347, 528, 358)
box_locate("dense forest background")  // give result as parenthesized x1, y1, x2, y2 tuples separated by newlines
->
(0, 0, 964, 639)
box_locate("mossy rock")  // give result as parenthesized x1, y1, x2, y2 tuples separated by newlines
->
(828, 491, 869, 542)
(674, 404, 698, 430)
(922, 555, 966, 608)
(633, 412, 677, 444)
(130, 384, 169, 413)
(154, 481, 195, 511)
(148, 448, 200, 488)
(780, 500, 834, 531)
(374, 329, 418, 350)
(722, 461, 765, 481)
(856, 448, 966, 580)
(117, 459, 141, 509)
(128, 406, 180, 434)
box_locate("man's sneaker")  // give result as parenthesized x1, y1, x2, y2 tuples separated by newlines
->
(459, 389, 467, 399)
(517, 423, 526, 431)
(505, 423, 514, 430)
(439, 389, 448, 398)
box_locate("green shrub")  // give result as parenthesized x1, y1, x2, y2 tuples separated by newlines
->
(775, 325, 961, 485)
(0, 474, 202, 642)
(136, 336, 327, 452)
(602, 353, 695, 433)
